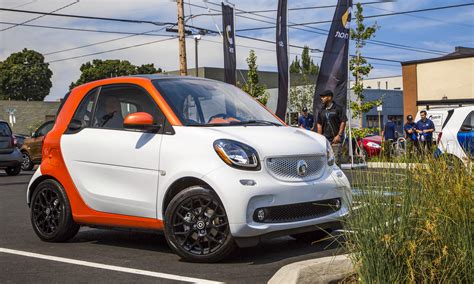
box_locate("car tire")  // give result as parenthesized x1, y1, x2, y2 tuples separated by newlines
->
(5, 165, 21, 176)
(30, 179, 80, 242)
(21, 152, 34, 171)
(291, 229, 333, 243)
(164, 186, 235, 263)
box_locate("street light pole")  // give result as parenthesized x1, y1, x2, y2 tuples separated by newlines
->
(194, 34, 201, 77)
(177, 0, 187, 76)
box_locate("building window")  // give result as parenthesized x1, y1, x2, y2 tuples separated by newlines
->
(366, 115, 382, 129)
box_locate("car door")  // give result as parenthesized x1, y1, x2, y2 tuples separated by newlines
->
(30, 121, 54, 162)
(458, 111, 473, 158)
(61, 84, 164, 219)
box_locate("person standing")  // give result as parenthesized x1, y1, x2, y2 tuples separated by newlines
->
(382, 116, 396, 159)
(403, 114, 419, 155)
(316, 90, 347, 164)
(298, 106, 314, 131)
(415, 110, 435, 154)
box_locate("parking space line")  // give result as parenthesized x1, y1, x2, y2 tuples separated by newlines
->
(0, 248, 223, 284)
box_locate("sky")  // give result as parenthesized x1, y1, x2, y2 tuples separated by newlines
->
(0, 0, 473, 101)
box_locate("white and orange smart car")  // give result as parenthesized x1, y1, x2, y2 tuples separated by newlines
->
(27, 75, 351, 262)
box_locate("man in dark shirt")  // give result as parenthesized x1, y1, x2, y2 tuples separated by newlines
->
(382, 116, 396, 159)
(415, 110, 435, 154)
(403, 114, 419, 154)
(317, 90, 347, 164)
(298, 107, 314, 130)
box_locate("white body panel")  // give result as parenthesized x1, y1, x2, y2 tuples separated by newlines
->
(61, 128, 162, 218)
(437, 106, 473, 164)
(415, 108, 451, 141)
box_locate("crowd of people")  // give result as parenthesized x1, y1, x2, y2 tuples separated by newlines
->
(298, 90, 436, 163)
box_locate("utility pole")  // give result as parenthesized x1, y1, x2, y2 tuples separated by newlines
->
(194, 35, 201, 77)
(177, 0, 187, 75)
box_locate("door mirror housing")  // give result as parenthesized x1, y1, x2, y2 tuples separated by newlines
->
(67, 119, 84, 133)
(124, 112, 160, 132)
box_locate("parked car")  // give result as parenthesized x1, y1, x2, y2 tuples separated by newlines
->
(358, 135, 382, 157)
(435, 106, 473, 166)
(13, 134, 28, 149)
(27, 75, 351, 262)
(0, 120, 23, 176)
(20, 121, 54, 170)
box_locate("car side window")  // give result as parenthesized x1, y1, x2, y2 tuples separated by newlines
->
(461, 112, 473, 131)
(71, 88, 99, 128)
(92, 84, 164, 130)
(37, 121, 54, 137)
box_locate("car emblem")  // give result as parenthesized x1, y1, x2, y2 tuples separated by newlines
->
(297, 160, 308, 177)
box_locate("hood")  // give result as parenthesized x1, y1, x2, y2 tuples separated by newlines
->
(175, 126, 327, 159)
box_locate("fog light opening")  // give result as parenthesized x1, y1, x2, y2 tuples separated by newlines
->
(256, 209, 265, 221)
(240, 179, 256, 186)
(335, 199, 341, 210)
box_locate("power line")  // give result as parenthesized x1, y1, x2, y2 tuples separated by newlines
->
(234, 1, 390, 14)
(46, 37, 177, 64)
(1, 0, 79, 32)
(237, 3, 474, 31)
(194, 2, 448, 56)
(9, 0, 37, 9)
(44, 26, 168, 56)
(0, 7, 174, 26)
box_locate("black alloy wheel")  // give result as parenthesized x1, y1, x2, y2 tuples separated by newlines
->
(5, 165, 21, 176)
(30, 180, 79, 242)
(164, 187, 235, 262)
(21, 152, 34, 171)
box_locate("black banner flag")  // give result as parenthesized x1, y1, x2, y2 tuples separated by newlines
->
(222, 3, 236, 85)
(275, 0, 289, 120)
(313, 0, 352, 119)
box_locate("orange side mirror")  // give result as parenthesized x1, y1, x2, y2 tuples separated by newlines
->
(123, 112, 159, 131)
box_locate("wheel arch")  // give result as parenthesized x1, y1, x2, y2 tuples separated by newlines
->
(27, 174, 62, 207)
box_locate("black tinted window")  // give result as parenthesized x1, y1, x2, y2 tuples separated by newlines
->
(0, 123, 11, 137)
(93, 84, 164, 130)
(462, 112, 473, 128)
(71, 88, 99, 128)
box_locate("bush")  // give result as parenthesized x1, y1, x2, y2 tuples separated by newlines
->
(345, 156, 473, 282)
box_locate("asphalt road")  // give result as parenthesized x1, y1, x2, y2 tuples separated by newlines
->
(0, 171, 344, 284)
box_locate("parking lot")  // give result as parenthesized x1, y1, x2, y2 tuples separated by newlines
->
(0, 171, 345, 283)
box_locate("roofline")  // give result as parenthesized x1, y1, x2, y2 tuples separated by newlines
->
(401, 53, 474, 66)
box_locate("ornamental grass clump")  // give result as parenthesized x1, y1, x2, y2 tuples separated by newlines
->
(345, 156, 473, 282)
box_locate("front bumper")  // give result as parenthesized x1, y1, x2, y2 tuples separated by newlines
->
(203, 164, 351, 239)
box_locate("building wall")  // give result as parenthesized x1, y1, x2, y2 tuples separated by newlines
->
(0, 101, 60, 135)
(416, 57, 474, 104)
(350, 76, 403, 90)
(402, 64, 418, 118)
(360, 89, 404, 133)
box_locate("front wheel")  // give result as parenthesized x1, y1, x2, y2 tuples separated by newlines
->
(5, 165, 21, 176)
(164, 186, 235, 262)
(30, 179, 80, 242)
(21, 152, 34, 171)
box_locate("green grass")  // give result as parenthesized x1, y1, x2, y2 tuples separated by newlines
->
(344, 156, 473, 282)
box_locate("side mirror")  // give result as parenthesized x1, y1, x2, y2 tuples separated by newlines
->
(124, 112, 160, 132)
(31, 131, 36, 138)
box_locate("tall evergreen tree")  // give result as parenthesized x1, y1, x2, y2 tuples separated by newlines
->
(241, 50, 268, 105)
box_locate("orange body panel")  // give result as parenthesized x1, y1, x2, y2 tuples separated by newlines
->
(40, 77, 180, 230)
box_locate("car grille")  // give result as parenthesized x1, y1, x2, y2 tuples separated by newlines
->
(253, 198, 341, 223)
(266, 155, 326, 182)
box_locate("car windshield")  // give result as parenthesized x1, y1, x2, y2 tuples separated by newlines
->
(152, 78, 283, 127)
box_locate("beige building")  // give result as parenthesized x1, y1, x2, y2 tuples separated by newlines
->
(350, 75, 403, 90)
(401, 46, 474, 117)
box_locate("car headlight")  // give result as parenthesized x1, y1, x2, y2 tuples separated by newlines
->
(213, 139, 260, 170)
(326, 140, 335, 166)
(366, 142, 381, 149)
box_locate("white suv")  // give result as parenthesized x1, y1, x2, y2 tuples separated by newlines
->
(27, 76, 351, 262)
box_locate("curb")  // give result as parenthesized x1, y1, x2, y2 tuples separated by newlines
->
(268, 254, 353, 284)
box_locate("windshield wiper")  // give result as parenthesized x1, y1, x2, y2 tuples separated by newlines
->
(230, 120, 282, 126)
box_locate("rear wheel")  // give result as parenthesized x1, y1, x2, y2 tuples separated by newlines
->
(5, 165, 21, 176)
(21, 152, 34, 171)
(30, 179, 79, 242)
(164, 186, 235, 262)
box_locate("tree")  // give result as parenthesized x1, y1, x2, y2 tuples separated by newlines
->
(0, 48, 53, 101)
(289, 46, 319, 75)
(241, 50, 268, 105)
(288, 46, 319, 117)
(70, 59, 161, 89)
(349, 3, 382, 123)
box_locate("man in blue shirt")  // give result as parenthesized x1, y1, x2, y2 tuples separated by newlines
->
(298, 107, 314, 131)
(415, 110, 435, 153)
(403, 114, 419, 154)
(382, 116, 396, 159)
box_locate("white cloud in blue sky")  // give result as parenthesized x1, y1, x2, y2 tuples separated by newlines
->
(0, 0, 473, 100)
